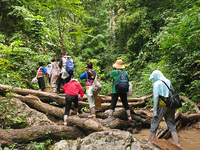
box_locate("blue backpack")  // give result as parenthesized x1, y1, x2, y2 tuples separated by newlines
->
(115, 70, 129, 93)
(65, 58, 74, 75)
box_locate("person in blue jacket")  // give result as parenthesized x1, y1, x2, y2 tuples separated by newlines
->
(148, 70, 180, 147)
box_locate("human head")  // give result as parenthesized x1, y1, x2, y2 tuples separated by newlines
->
(60, 51, 66, 58)
(85, 62, 93, 69)
(47, 62, 51, 65)
(149, 70, 165, 84)
(113, 60, 125, 69)
(39, 62, 44, 66)
(51, 57, 58, 62)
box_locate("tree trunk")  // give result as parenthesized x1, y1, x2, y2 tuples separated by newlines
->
(11, 94, 65, 119)
(180, 95, 200, 114)
(67, 116, 109, 132)
(0, 84, 88, 107)
(156, 111, 200, 139)
(57, 7, 63, 52)
(0, 125, 86, 147)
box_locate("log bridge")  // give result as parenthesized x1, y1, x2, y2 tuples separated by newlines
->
(0, 84, 153, 111)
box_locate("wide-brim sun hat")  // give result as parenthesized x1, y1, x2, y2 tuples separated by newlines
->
(113, 60, 125, 69)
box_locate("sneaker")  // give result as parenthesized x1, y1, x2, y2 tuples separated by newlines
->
(64, 122, 67, 126)
(88, 114, 96, 119)
(128, 116, 132, 122)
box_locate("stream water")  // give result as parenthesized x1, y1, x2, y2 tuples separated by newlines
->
(133, 110, 200, 150)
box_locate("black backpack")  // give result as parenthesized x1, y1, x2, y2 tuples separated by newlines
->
(115, 70, 129, 93)
(161, 80, 182, 109)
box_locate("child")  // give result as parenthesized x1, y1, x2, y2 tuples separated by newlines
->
(37, 62, 47, 91)
(63, 77, 84, 126)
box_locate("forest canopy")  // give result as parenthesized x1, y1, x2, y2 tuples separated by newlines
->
(0, 0, 199, 106)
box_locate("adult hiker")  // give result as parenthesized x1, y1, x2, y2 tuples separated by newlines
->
(45, 62, 52, 83)
(37, 62, 48, 91)
(108, 60, 132, 121)
(80, 62, 97, 118)
(49, 57, 60, 93)
(63, 77, 84, 126)
(148, 70, 180, 147)
(57, 51, 72, 93)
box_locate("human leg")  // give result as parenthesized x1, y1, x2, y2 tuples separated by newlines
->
(38, 77, 45, 91)
(108, 93, 119, 118)
(120, 93, 132, 121)
(65, 74, 71, 84)
(57, 74, 62, 92)
(51, 73, 59, 92)
(149, 107, 165, 139)
(73, 96, 79, 115)
(64, 95, 72, 125)
(164, 108, 180, 146)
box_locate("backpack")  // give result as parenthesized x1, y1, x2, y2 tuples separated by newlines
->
(115, 70, 129, 93)
(161, 80, 182, 109)
(88, 71, 102, 94)
(65, 58, 74, 75)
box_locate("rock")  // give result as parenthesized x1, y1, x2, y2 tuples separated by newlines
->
(53, 130, 161, 150)
(10, 98, 56, 126)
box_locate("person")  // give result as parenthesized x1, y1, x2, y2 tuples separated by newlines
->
(57, 51, 71, 93)
(80, 62, 97, 118)
(45, 62, 52, 83)
(49, 57, 60, 93)
(148, 70, 180, 146)
(63, 77, 84, 126)
(37, 62, 48, 91)
(108, 60, 132, 121)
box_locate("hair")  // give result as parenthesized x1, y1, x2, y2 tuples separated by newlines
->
(60, 51, 66, 55)
(86, 62, 93, 69)
(51, 57, 58, 62)
(39, 62, 44, 66)
(47, 62, 51, 65)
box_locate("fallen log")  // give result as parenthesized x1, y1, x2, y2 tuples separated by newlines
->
(67, 116, 142, 132)
(98, 93, 153, 102)
(0, 125, 86, 147)
(156, 111, 200, 139)
(11, 94, 65, 119)
(80, 108, 151, 128)
(149, 138, 181, 150)
(67, 116, 109, 132)
(180, 95, 200, 114)
(0, 84, 88, 108)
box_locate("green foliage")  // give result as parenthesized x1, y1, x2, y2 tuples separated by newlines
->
(28, 139, 53, 150)
(178, 101, 196, 114)
(0, 97, 27, 129)
(1, 143, 18, 150)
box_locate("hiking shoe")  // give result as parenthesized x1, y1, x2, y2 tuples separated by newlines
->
(88, 114, 96, 119)
(64, 122, 67, 126)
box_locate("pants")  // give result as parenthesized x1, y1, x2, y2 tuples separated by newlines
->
(110, 93, 130, 110)
(51, 72, 59, 91)
(57, 73, 71, 92)
(37, 77, 45, 90)
(64, 95, 78, 116)
(86, 88, 97, 109)
(149, 107, 176, 133)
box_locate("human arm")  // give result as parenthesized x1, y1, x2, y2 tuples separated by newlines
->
(80, 72, 87, 80)
(41, 67, 47, 75)
(153, 82, 159, 117)
(59, 59, 62, 69)
(62, 83, 68, 92)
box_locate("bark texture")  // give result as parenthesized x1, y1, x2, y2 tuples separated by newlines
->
(0, 125, 86, 147)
